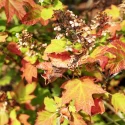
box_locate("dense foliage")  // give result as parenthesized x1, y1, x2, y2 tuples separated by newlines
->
(1, 0, 125, 125)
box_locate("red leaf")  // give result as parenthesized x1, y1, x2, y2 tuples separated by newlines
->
(48, 52, 72, 68)
(0, 0, 35, 22)
(91, 98, 105, 115)
(61, 77, 105, 115)
(7, 42, 21, 56)
(21, 60, 37, 83)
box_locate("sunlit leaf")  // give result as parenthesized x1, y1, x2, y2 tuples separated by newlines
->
(0, 0, 36, 22)
(44, 38, 67, 54)
(61, 77, 105, 115)
(0, 110, 8, 125)
(35, 111, 57, 125)
(0, 32, 8, 42)
(40, 8, 54, 20)
(53, 0, 63, 10)
(21, 61, 37, 83)
(104, 5, 120, 20)
(9, 109, 21, 125)
(70, 113, 87, 125)
(112, 93, 125, 113)
(44, 97, 57, 112)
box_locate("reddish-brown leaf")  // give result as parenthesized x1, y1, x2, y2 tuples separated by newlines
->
(91, 98, 105, 115)
(7, 42, 21, 56)
(0, 0, 35, 22)
(61, 77, 105, 115)
(106, 40, 125, 74)
(22, 6, 49, 25)
(21, 60, 37, 83)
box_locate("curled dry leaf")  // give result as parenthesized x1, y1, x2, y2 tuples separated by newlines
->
(37, 62, 66, 84)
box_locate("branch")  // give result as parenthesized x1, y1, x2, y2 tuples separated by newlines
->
(102, 113, 120, 125)
(104, 101, 125, 122)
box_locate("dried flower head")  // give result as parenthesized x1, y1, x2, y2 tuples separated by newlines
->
(53, 10, 96, 55)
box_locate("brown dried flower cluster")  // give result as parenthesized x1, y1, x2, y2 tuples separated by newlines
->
(16, 30, 46, 57)
(53, 10, 95, 54)
(53, 10, 112, 56)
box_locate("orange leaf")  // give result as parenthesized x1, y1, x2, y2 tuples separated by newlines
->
(0, 32, 8, 42)
(70, 113, 87, 125)
(19, 114, 31, 125)
(21, 60, 37, 83)
(106, 40, 125, 74)
(0, 0, 35, 22)
(107, 23, 121, 36)
(61, 77, 105, 115)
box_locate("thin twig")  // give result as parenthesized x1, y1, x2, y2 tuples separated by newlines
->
(104, 101, 125, 122)
(102, 113, 120, 125)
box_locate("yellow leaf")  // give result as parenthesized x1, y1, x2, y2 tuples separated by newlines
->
(0, 32, 8, 42)
(104, 5, 120, 20)
(120, 20, 125, 27)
